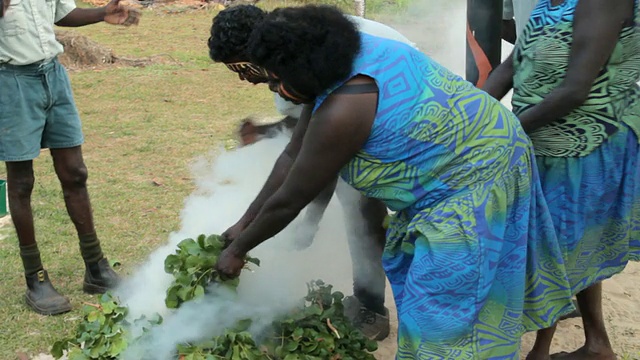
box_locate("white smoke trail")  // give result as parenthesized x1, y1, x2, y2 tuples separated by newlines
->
(114, 133, 356, 359)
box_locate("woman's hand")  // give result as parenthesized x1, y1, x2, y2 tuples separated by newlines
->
(215, 245, 246, 279)
(481, 51, 514, 100)
(220, 221, 247, 247)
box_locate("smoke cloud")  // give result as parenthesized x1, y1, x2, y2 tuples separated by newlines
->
(114, 134, 360, 359)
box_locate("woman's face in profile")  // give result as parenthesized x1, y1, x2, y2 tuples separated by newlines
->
(267, 72, 314, 105)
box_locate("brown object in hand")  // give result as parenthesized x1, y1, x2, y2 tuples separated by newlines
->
(238, 116, 297, 146)
(239, 120, 260, 146)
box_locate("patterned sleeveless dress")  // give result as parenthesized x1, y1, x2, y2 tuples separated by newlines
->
(312, 33, 574, 359)
(513, 0, 640, 294)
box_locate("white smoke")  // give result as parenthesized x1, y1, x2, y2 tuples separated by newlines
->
(114, 134, 357, 359)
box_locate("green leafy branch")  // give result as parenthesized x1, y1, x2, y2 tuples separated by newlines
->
(51, 234, 377, 360)
(164, 234, 259, 309)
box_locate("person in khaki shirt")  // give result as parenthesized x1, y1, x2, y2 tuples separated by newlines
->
(0, 0, 139, 315)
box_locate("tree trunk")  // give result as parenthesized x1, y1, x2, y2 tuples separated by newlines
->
(354, 0, 365, 17)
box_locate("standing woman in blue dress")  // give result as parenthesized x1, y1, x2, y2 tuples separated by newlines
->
(484, 0, 640, 359)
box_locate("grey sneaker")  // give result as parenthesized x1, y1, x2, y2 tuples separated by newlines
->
(343, 296, 390, 341)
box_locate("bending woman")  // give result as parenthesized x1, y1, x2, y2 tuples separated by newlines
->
(215, 5, 574, 359)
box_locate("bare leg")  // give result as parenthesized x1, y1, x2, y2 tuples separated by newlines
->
(349, 195, 387, 313)
(338, 186, 390, 341)
(552, 283, 616, 360)
(526, 324, 557, 360)
(50, 146, 95, 234)
(50, 146, 120, 293)
(6, 161, 37, 247)
(6, 160, 72, 315)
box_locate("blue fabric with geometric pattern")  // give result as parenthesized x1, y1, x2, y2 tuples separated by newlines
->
(313, 33, 575, 359)
(512, 0, 640, 296)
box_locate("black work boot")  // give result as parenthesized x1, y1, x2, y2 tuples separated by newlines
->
(25, 270, 73, 316)
(83, 258, 121, 294)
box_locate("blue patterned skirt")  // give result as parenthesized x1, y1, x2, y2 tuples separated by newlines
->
(534, 123, 640, 293)
(383, 146, 574, 359)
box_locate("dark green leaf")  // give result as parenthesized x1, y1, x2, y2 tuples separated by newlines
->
(194, 285, 205, 298)
(51, 340, 67, 358)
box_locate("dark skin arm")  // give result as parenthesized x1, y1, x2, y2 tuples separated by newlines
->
(55, 0, 140, 28)
(55, 7, 106, 26)
(482, 51, 515, 100)
(501, 0, 516, 44)
(238, 114, 336, 249)
(502, 19, 517, 45)
(216, 76, 378, 277)
(222, 104, 315, 240)
(517, 0, 633, 132)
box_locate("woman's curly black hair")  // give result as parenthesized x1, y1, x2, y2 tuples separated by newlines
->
(247, 5, 361, 98)
(208, 5, 267, 63)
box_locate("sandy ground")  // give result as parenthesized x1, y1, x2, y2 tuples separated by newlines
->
(372, 262, 640, 359)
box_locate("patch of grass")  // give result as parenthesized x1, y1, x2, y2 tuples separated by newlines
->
(0, 1, 414, 358)
(0, 6, 276, 360)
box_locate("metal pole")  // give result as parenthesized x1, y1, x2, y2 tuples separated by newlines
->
(465, 0, 503, 87)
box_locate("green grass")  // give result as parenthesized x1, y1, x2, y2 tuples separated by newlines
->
(0, 4, 275, 359)
(0, 1, 410, 358)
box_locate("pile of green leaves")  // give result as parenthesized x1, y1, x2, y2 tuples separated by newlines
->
(51, 234, 378, 360)
(163, 234, 259, 308)
(176, 280, 377, 360)
(51, 293, 162, 360)
(267, 280, 378, 359)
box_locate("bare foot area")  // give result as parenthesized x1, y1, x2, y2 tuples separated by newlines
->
(525, 352, 551, 360)
(519, 262, 640, 360)
(550, 347, 617, 360)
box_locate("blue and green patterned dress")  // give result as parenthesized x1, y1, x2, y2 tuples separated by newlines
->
(312, 33, 574, 359)
(513, 0, 640, 295)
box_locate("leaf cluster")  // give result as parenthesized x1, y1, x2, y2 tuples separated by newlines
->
(164, 234, 259, 308)
(51, 234, 377, 360)
(51, 293, 162, 360)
